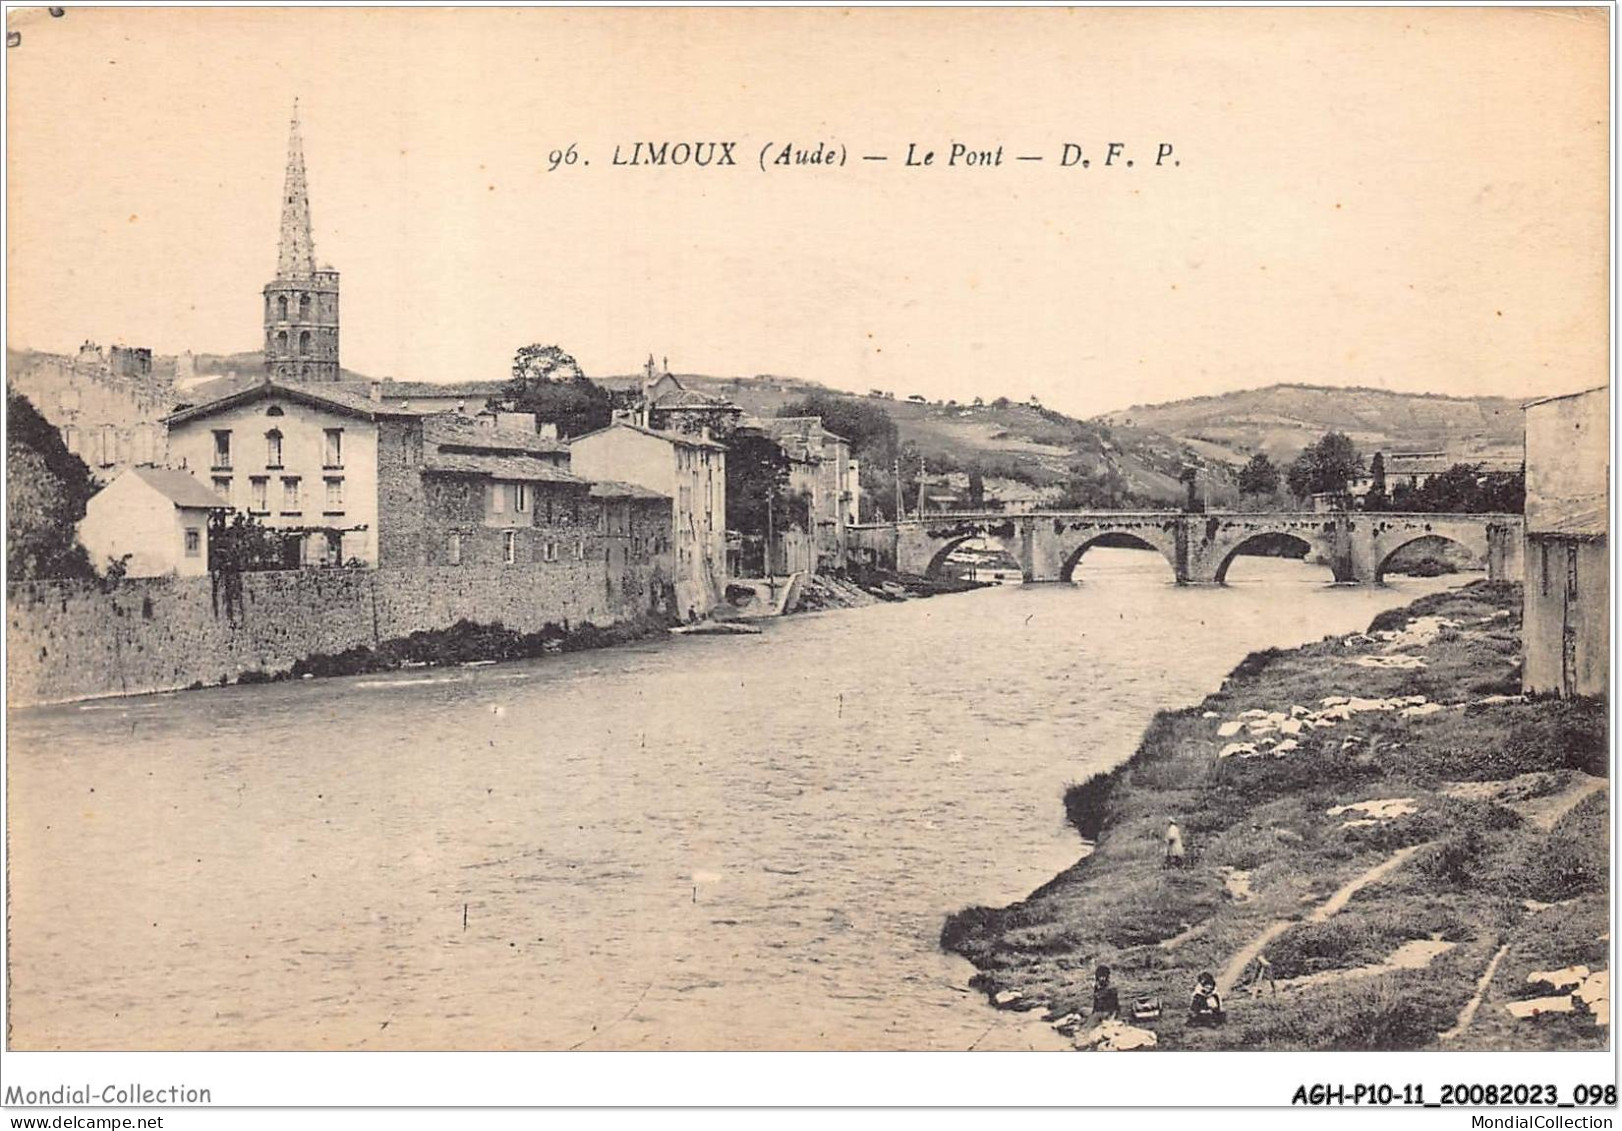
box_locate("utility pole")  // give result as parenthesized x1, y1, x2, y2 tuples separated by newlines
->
(766, 491, 775, 586)
(893, 456, 903, 520)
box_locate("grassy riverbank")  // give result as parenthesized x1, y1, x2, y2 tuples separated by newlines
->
(943, 581, 1609, 1050)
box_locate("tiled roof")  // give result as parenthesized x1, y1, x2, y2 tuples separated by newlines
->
(129, 467, 231, 509)
(1523, 385, 1609, 410)
(655, 388, 740, 410)
(588, 480, 669, 500)
(423, 413, 569, 455)
(569, 420, 728, 451)
(372, 379, 509, 399)
(765, 416, 850, 445)
(595, 373, 688, 393)
(423, 450, 587, 484)
(166, 376, 426, 424)
(1386, 452, 1521, 475)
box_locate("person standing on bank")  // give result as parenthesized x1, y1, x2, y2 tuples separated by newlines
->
(1164, 818, 1186, 868)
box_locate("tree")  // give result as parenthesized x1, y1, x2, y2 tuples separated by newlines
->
(1236, 452, 1281, 497)
(724, 429, 797, 538)
(1287, 431, 1363, 499)
(967, 468, 986, 509)
(208, 511, 297, 572)
(6, 391, 96, 580)
(499, 343, 611, 438)
(1392, 464, 1525, 514)
(1364, 452, 1389, 511)
(510, 344, 584, 384)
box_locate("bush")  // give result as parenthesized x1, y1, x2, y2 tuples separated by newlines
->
(1063, 773, 1115, 839)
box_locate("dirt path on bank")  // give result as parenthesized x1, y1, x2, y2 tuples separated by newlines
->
(1216, 843, 1429, 996)
(1518, 773, 1608, 831)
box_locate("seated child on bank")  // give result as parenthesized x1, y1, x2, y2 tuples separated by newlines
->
(1091, 965, 1120, 1018)
(1187, 972, 1225, 1027)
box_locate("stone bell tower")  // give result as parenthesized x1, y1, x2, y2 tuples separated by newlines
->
(263, 101, 340, 382)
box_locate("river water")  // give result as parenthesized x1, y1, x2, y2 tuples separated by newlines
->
(7, 551, 1468, 1051)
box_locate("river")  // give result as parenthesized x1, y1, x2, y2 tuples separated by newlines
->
(6, 551, 1469, 1051)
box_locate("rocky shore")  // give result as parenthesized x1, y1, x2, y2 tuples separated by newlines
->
(792, 567, 989, 612)
(943, 581, 1609, 1051)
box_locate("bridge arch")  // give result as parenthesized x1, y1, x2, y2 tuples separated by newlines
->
(1373, 533, 1482, 584)
(1214, 530, 1335, 585)
(924, 532, 1022, 579)
(1059, 531, 1178, 582)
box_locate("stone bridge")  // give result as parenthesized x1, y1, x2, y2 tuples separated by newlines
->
(847, 511, 1524, 585)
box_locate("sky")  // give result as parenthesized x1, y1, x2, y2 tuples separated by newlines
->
(5, 7, 1610, 418)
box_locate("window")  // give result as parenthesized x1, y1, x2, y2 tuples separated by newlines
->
(447, 533, 462, 565)
(490, 482, 506, 514)
(276, 330, 288, 351)
(250, 477, 268, 512)
(543, 541, 558, 563)
(184, 528, 201, 557)
(277, 295, 288, 320)
(324, 477, 344, 513)
(266, 405, 285, 417)
(212, 430, 232, 469)
(574, 539, 585, 560)
(513, 484, 530, 514)
(503, 530, 517, 564)
(299, 293, 312, 318)
(324, 428, 343, 468)
(281, 476, 301, 513)
(266, 429, 283, 467)
(298, 330, 311, 357)
(212, 476, 231, 502)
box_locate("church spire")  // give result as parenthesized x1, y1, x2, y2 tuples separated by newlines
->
(264, 99, 340, 382)
(277, 99, 316, 278)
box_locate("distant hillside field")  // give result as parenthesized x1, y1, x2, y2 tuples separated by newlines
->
(1097, 383, 1528, 466)
(669, 373, 1205, 506)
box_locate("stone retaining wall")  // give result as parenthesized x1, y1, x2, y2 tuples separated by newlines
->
(8, 559, 665, 706)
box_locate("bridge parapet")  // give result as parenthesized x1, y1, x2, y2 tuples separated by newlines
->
(847, 511, 1524, 585)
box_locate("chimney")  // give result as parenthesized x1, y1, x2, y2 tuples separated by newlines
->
(538, 421, 559, 441)
(369, 381, 382, 402)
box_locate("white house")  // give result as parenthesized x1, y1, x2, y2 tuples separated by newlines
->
(78, 467, 228, 577)
(568, 420, 727, 617)
(165, 376, 425, 567)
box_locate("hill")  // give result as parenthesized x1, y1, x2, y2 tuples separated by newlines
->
(1096, 383, 1527, 468)
(664, 373, 1211, 509)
